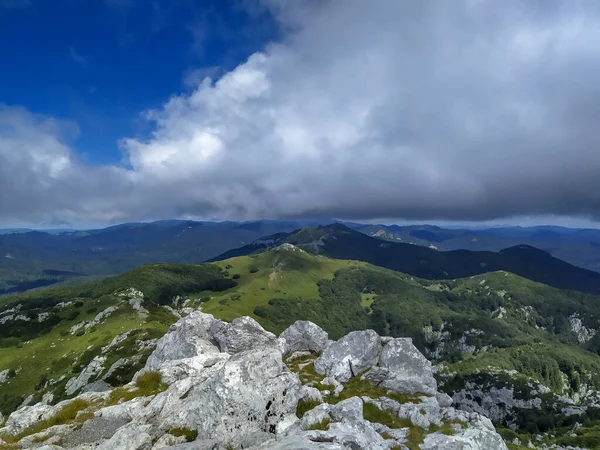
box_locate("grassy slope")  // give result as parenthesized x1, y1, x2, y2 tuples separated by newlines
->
(3, 249, 600, 445)
(0, 263, 233, 415)
(198, 249, 365, 321)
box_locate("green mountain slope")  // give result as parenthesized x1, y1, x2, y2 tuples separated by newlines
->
(212, 223, 600, 294)
(0, 220, 312, 295)
(3, 248, 600, 447)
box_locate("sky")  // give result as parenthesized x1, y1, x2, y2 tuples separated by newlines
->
(1, 0, 600, 229)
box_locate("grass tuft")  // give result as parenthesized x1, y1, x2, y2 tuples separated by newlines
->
(169, 427, 198, 442)
(306, 418, 333, 431)
(0, 398, 91, 443)
(296, 398, 322, 418)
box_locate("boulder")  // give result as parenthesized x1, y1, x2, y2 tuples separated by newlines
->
(363, 337, 437, 395)
(1, 402, 57, 435)
(145, 312, 221, 370)
(65, 355, 106, 395)
(96, 423, 152, 450)
(279, 321, 330, 355)
(248, 434, 345, 449)
(211, 316, 278, 354)
(150, 347, 302, 448)
(314, 330, 382, 382)
(421, 415, 509, 450)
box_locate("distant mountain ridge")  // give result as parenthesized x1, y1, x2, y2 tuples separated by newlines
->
(0, 220, 323, 295)
(211, 223, 600, 294)
(344, 222, 600, 273)
(3, 219, 600, 295)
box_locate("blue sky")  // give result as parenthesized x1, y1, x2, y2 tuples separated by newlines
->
(1, 0, 600, 228)
(0, 0, 276, 164)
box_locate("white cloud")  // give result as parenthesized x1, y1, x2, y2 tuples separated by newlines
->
(2, 0, 600, 225)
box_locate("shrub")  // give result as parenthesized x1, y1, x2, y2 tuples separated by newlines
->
(67, 310, 81, 321)
(135, 371, 164, 393)
(249, 267, 259, 274)
(232, 274, 241, 280)
(86, 307, 97, 314)
(74, 301, 84, 308)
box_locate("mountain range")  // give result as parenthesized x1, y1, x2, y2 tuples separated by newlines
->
(2, 220, 600, 296)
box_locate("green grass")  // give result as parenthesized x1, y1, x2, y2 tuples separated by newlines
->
(201, 251, 364, 322)
(296, 398, 322, 418)
(107, 371, 167, 405)
(306, 418, 333, 431)
(169, 427, 198, 442)
(0, 398, 92, 443)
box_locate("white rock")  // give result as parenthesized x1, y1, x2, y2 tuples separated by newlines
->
(314, 330, 382, 382)
(280, 321, 330, 355)
(65, 355, 106, 395)
(96, 423, 152, 450)
(364, 337, 437, 395)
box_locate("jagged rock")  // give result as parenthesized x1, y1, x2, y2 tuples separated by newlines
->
(147, 346, 301, 448)
(397, 396, 443, 428)
(8, 316, 509, 450)
(151, 433, 186, 449)
(421, 415, 508, 449)
(247, 434, 345, 449)
(330, 397, 363, 422)
(164, 440, 219, 450)
(96, 423, 152, 450)
(211, 316, 278, 354)
(145, 312, 221, 369)
(83, 380, 112, 393)
(65, 355, 106, 395)
(279, 321, 330, 355)
(364, 337, 437, 395)
(103, 355, 142, 381)
(1, 402, 56, 435)
(102, 331, 132, 354)
(314, 330, 382, 382)
(300, 386, 324, 403)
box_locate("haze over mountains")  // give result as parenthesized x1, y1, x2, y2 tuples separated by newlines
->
(2, 220, 600, 296)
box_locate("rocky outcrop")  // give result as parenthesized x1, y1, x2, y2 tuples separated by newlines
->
(279, 320, 330, 354)
(365, 337, 437, 395)
(1, 314, 508, 450)
(65, 355, 106, 395)
(314, 330, 382, 382)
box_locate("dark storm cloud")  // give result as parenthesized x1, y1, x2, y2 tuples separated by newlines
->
(1, 0, 600, 225)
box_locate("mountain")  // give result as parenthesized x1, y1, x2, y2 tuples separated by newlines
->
(212, 223, 600, 295)
(3, 248, 600, 446)
(345, 222, 600, 273)
(0, 220, 323, 295)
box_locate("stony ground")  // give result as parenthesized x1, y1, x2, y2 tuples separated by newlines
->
(0, 313, 508, 450)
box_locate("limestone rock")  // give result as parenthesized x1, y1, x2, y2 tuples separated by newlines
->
(280, 321, 330, 355)
(211, 316, 278, 354)
(364, 337, 437, 395)
(151, 433, 186, 449)
(1, 402, 57, 435)
(65, 355, 106, 395)
(421, 415, 508, 450)
(96, 423, 152, 450)
(145, 312, 221, 370)
(149, 347, 302, 448)
(314, 330, 382, 382)
(247, 434, 345, 449)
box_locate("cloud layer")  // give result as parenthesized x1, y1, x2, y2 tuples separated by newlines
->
(2, 0, 600, 225)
